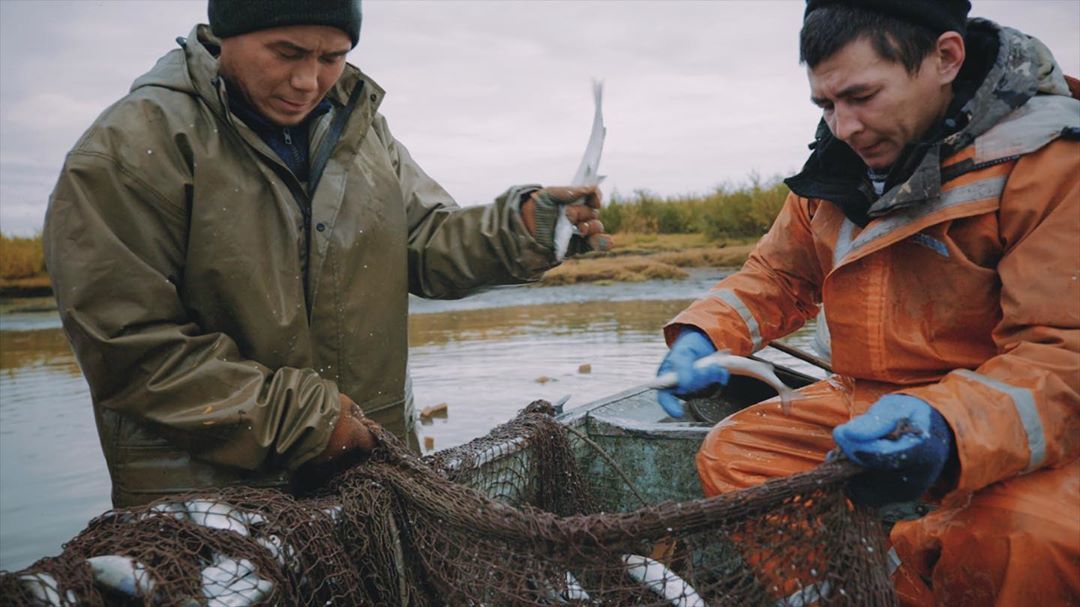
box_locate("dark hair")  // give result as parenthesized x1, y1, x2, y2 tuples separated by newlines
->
(800, 5, 939, 74)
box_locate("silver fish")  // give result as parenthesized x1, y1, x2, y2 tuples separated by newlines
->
(18, 571, 76, 606)
(255, 534, 296, 572)
(571, 79, 606, 187)
(623, 553, 705, 607)
(201, 554, 273, 607)
(650, 352, 797, 414)
(321, 505, 343, 522)
(532, 571, 591, 604)
(184, 500, 250, 537)
(562, 572, 590, 602)
(86, 555, 156, 599)
(148, 501, 187, 519)
(554, 80, 606, 260)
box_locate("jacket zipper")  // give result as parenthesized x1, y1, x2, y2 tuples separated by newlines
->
(217, 79, 366, 317)
(272, 127, 311, 230)
(282, 127, 305, 171)
(216, 81, 313, 228)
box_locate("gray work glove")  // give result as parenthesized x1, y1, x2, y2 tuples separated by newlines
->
(520, 186, 612, 258)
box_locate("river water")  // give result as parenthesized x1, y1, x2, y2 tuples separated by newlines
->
(0, 269, 823, 571)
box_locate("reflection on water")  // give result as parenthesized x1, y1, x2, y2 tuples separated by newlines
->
(1, 329, 80, 375)
(0, 298, 64, 333)
(0, 328, 111, 572)
(0, 270, 825, 571)
(409, 298, 697, 460)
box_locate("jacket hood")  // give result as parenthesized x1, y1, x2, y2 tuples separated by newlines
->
(129, 24, 382, 127)
(130, 25, 206, 97)
(785, 18, 1073, 226)
(943, 18, 1071, 152)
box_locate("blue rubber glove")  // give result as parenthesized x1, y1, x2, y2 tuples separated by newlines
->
(656, 328, 731, 418)
(833, 395, 954, 507)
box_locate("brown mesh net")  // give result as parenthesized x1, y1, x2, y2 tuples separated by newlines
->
(0, 401, 896, 606)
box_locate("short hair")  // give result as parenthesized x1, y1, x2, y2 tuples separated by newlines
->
(800, 5, 939, 74)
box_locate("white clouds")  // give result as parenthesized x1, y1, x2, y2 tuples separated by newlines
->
(0, 0, 1076, 234)
(0, 156, 61, 234)
(4, 92, 110, 132)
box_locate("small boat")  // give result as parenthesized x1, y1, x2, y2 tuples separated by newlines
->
(453, 362, 818, 512)
(434, 363, 842, 607)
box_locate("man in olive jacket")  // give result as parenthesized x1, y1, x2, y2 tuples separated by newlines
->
(43, 0, 608, 507)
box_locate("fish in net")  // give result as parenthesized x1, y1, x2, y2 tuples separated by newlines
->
(0, 401, 896, 606)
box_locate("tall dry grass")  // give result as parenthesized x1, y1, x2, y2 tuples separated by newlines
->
(600, 175, 789, 240)
(0, 233, 46, 280)
(541, 242, 756, 286)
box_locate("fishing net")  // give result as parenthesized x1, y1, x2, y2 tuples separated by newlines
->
(0, 401, 896, 606)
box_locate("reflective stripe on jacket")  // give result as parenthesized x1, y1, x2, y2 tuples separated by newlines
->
(44, 25, 556, 506)
(668, 22, 1079, 502)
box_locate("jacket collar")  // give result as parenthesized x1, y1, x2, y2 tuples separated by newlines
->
(225, 80, 332, 134)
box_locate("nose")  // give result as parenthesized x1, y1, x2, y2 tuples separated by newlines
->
(289, 59, 319, 93)
(830, 104, 864, 142)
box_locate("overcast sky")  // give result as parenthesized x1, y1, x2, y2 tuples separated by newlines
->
(1, 0, 1077, 235)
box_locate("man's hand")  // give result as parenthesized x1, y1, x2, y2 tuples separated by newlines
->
(656, 328, 731, 418)
(833, 394, 954, 507)
(520, 186, 612, 255)
(312, 394, 378, 463)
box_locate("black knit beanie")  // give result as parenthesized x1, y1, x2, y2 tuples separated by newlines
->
(209, 0, 362, 47)
(805, 0, 971, 36)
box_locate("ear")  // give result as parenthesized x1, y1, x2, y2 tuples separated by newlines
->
(935, 31, 966, 86)
(218, 36, 238, 73)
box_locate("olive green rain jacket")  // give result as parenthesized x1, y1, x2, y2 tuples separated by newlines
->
(44, 25, 557, 507)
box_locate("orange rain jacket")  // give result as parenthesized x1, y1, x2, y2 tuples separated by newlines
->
(667, 20, 1080, 505)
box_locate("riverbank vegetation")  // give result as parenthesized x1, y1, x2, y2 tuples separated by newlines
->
(598, 175, 788, 239)
(541, 234, 757, 285)
(541, 176, 787, 285)
(0, 234, 51, 296)
(0, 177, 789, 295)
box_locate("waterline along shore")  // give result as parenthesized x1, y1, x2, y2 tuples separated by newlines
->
(540, 233, 755, 285)
(0, 233, 757, 300)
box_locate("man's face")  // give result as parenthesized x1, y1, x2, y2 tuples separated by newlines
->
(808, 37, 953, 170)
(219, 25, 351, 126)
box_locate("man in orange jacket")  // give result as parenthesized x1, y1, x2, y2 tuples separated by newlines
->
(656, 0, 1079, 604)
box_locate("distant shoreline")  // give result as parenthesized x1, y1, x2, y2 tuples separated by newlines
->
(539, 233, 753, 286)
(1, 233, 755, 301)
(0, 276, 52, 299)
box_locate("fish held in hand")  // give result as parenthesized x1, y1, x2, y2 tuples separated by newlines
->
(705, 352, 797, 415)
(652, 352, 797, 415)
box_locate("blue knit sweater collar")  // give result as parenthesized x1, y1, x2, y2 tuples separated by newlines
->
(225, 82, 332, 182)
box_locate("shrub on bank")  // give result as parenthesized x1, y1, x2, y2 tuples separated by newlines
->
(0, 177, 789, 283)
(600, 176, 789, 239)
(0, 234, 46, 280)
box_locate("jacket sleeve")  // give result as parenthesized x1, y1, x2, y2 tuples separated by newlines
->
(901, 139, 1080, 498)
(44, 142, 339, 473)
(371, 115, 558, 299)
(664, 192, 825, 353)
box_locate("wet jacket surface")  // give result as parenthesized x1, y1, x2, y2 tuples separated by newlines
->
(44, 25, 556, 506)
(670, 20, 1080, 502)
